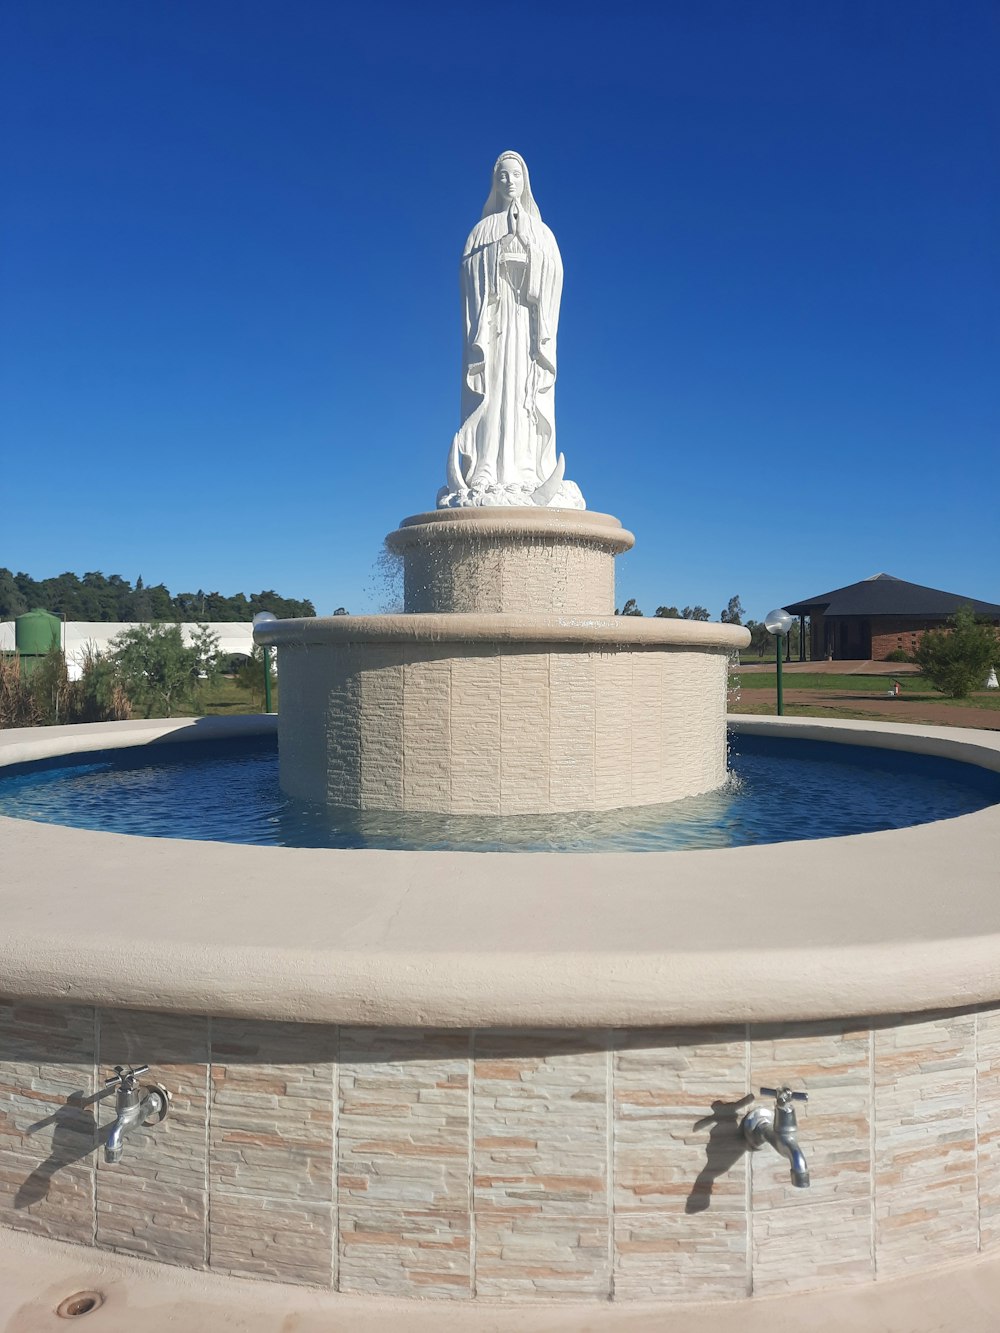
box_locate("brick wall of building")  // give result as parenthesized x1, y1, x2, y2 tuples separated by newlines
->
(870, 619, 935, 661)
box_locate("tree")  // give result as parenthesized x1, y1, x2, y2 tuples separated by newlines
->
(234, 646, 276, 706)
(654, 606, 680, 618)
(720, 595, 744, 626)
(0, 567, 315, 622)
(25, 645, 71, 724)
(914, 606, 999, 699)
(0, 569, 28, 619)
(681, 606, 710, 621)
(744, 619, 771, 658)
(190, 624, 223, 688)
(616, 598, 644, 616)
(109, 624, 210, 717)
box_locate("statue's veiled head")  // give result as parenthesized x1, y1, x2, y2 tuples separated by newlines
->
(482, 151, 541, 219)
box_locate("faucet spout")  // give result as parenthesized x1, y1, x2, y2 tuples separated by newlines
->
(104, 1117, 129, 1164)
(740, 1086, 811, 1189)
(762, 1122, 810, 1188)
(102, 1066, 168, 1165)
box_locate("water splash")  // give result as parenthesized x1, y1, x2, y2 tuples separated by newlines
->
(366, 542, 404, 614)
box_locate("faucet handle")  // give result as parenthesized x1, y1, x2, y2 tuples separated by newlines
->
(760, 1085, 808, 1104)
(105, 1064, 150, 1090)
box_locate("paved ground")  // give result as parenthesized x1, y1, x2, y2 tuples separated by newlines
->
(4, 1227, 1000, 1332)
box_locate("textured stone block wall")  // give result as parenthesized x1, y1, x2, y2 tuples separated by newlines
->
(6, 1000, 999, 1300)
(277, 643, 731, 813)
(401, 537, 617, 615)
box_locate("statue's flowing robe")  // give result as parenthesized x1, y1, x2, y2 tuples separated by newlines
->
(451, 209, 563, 492)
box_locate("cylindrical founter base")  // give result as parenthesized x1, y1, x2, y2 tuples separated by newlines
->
(385, 508, 634, 616)
(258, 613, 747, 815)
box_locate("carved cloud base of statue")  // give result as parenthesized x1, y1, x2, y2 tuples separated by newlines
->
(436, 455, 586, 510)
(437, 478, 586, 509)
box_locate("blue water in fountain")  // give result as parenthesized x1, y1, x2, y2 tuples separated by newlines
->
(1, 733, 997, 852)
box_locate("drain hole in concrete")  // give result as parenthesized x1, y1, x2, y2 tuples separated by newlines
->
(56, 1291, 104, 1318)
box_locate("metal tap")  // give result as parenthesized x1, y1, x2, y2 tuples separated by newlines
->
(103, 1065, 170, 1164)
(740, 1085, 810, 1187)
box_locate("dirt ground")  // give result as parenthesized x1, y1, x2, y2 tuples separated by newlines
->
(730, 658, 1000, 729)
(730, 690, 1000, 729)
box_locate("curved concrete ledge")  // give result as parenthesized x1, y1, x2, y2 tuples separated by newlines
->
(254, 612, 750, 651)
(0, 715, 998, 1026)
(0, 713, 276, 767)
(388, 506, 635, 554)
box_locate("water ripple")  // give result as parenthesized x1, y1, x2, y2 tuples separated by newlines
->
(0, 734, 997, 853)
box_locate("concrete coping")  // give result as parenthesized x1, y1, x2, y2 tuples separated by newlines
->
(0, 715, 999, 1028)
(252, 612, 750, 651)
(386, 507, 636, 554)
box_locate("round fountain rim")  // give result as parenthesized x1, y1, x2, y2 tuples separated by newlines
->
(0, 714, 998, 1029)
(385, 506, 635, 554)
(252, 611, 750, 650)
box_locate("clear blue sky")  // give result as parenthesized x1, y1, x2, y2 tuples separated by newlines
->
(2, 1, 997, 621)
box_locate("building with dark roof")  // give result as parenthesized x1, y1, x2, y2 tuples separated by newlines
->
(784, 574, 1000, 662)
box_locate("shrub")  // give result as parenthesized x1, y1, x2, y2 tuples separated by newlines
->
(914, 606, 999, 699)
(884, 648, 910, 663)
(0, 654, 39, 727)
(108, 622, 221, 717)
(71, 646, 131, 722)
(0, 646, 131, 729)
(233, 646, 275, 706)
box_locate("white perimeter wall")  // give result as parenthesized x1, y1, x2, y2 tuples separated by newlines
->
(0, 621, 256, 678)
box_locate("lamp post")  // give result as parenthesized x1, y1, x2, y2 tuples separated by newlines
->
(251, 612, 277, 713)
(764, 608, 796, 716)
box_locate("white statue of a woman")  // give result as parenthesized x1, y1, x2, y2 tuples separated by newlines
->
(438, 151, 585, 510)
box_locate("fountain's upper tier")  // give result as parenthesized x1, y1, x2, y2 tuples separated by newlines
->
(385, 507, 634, 616)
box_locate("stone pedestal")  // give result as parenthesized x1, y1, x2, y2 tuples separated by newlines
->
(257, 509, 749, 815)
(386, 509, 633, 615)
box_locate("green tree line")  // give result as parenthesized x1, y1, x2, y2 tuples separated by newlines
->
(0, 568, 315, 622)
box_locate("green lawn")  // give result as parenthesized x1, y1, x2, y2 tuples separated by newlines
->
(730, 668, 1000, 710)
(733, 672, 917, 692)
(141, 676, 277, 719)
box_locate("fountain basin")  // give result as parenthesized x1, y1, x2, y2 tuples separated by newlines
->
(1, 715, 999, 1305)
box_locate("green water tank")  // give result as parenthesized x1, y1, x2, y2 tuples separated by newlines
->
(15, 609, 61, 674)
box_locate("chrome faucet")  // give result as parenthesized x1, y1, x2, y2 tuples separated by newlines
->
(103, 1065, 169, 1164)
(740, 1085, 810, 1187)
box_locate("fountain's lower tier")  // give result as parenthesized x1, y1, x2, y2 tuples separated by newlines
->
(257, 613, 748, 813)
(2, 716, 1000, 1313)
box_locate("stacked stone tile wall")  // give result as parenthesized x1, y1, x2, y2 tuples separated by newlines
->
(399, 534, 619, 616)
(386, 509, 633, 617)
(277, 642, 731, 813)
(5, 1000, 998, 1300)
